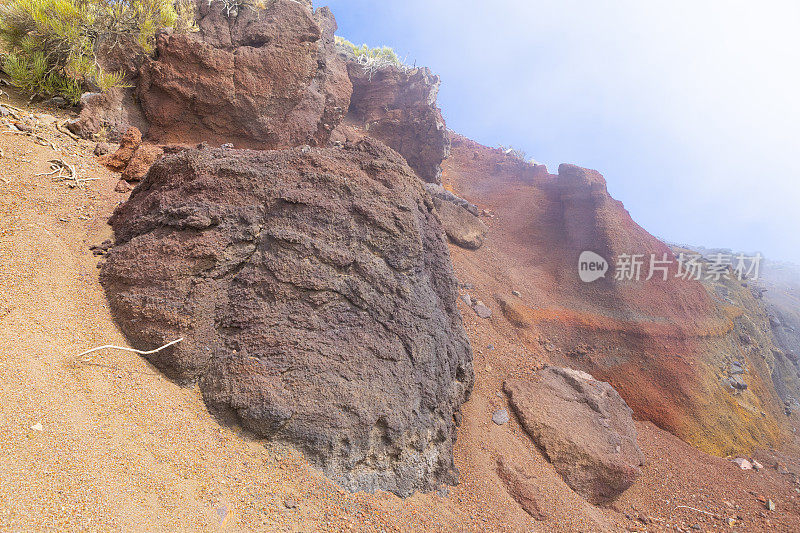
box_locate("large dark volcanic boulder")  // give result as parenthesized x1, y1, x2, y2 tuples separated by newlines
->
(137, 0, 352, 148)
(344, 63, 450, 184)
(504, 367, 644, 504)
(100, 139, 474, 496)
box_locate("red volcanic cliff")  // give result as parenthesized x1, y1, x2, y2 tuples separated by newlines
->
(343, 64, 450, 183)
(443, 135, 788, 455)
(80, 0, 798, 486)
(138, 1, 351, 148)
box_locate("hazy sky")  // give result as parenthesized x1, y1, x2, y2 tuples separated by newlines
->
(327, 0, 800, 264)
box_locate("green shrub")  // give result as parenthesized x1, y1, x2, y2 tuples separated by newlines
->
(0, 0, 195, 104)
(335, 35, 406, 68)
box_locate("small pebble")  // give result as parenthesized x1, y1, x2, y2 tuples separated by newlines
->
(473, 302, 492, 319)
(216, 505, 229, 525)
(492, 409, 509, 425)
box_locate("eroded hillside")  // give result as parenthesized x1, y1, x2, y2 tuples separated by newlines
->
(2, 0, 800, 531)
(441, 136, 800, 457)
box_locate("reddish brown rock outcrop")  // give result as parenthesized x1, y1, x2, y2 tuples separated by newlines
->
(137, 1, 351, 149)
(100, 139, 473, 496)
(99, 127, 141, 171)
(67, 88, 149, 143)
(66, 34, 149, 142)
(344, 63, 449, 183)
(122, 144, 164, 182)
(505, 367, 644, 504)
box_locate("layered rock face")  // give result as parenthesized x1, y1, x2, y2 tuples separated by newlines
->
(100, 139, 474, 496)
(345, 64, 450, 183)
(442, 136, 788, 456)
(137, 0, 351, 148)
(505, 367, 644, 504)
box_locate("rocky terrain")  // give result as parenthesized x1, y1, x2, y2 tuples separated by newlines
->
(340, 61, 450, 184)
(2, 0, 800, 531)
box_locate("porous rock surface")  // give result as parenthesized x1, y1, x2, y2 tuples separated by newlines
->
(504, 367, 644, 504)
(100, 139, 474, 496)
(137, 0, 351, 149)
(344, 62, 450, 183)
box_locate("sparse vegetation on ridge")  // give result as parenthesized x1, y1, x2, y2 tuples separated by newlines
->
(0, 0, 196, 104)
(498, 144, 539, 165)
(335, 35, 412, 78)
(335, 36, 403, 65)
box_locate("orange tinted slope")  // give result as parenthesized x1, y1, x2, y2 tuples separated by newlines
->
(442, 135, 786, 455)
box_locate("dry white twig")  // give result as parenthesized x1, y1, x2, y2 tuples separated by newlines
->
(36, 159, 97, 188)
(675, 505, 718, 518)
(75, 337, 184, 360)
(34, 135, 57, 150)
(1, 103, 25, 116)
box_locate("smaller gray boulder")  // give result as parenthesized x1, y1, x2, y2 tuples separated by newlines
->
(504, 367, 644, 504)
(730, 375, 748, 390)
(474, 301, 492, 319)
(730, 361, 745, 375)
(431, 196, 488, 250)
(424, 183, 479, 216)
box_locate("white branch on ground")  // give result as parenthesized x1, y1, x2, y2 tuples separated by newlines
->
(75, 337, 184, 359)
(674, 505, 718, 518)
